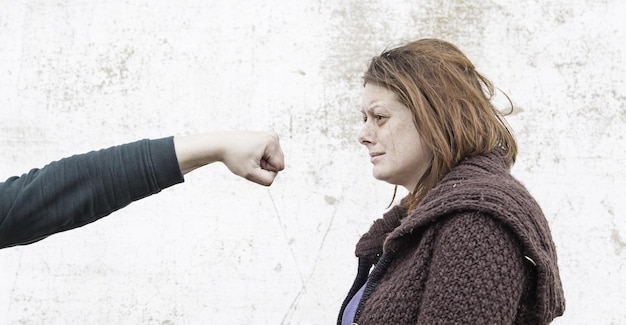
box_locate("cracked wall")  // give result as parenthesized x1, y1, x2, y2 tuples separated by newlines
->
(1, 0, 624, 324)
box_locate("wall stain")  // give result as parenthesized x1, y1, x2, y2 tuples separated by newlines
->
(611, 228, 625, 255)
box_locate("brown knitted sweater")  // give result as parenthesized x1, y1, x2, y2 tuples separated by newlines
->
(338, 150, 565, 324)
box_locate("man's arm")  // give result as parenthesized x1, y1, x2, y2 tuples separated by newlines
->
(0, 130, 284, 249)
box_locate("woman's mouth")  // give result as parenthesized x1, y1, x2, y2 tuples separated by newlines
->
(369, 152, 384, 163)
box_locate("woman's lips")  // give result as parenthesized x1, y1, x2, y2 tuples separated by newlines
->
(369, 152, 384, 163)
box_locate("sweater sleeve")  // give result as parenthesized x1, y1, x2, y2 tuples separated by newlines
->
(0, 137, 184, 249)
(417, 212, 527, 324)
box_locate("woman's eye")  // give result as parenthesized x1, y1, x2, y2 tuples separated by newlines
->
(361, 114, 385, 123)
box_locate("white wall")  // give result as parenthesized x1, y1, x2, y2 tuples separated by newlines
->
(1, 0, 624, 324)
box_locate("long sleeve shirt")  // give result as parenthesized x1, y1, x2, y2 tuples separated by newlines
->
(0, 137, 184, 249)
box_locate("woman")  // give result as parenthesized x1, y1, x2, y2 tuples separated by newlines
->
(338, 39, 565, 324)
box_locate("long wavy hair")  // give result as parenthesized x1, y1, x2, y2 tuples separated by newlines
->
(363, 38, 517, 211)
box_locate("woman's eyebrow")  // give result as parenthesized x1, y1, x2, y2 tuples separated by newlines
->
(362, 104, 386, 113)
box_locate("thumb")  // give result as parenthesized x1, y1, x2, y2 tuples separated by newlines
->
(261, 143, 285, 172)
(260, 158, 282, 172)
(247, 168, 278, 186)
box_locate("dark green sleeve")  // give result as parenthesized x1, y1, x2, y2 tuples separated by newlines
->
(0, 137, 184, 249)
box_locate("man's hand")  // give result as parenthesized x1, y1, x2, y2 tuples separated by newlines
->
(174, 131, 285, 186)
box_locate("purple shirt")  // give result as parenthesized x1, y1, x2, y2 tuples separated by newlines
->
(341, 282, 367, 325)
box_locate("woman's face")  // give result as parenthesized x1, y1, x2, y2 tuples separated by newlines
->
(358, 83, 432, 191)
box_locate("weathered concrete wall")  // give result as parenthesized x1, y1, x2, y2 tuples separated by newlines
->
(0, 0, 624, 324)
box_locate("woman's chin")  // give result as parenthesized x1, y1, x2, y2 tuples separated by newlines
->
(372, 170, 389, 183)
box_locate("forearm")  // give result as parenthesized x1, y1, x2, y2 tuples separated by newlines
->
(0, 137, 183, 249)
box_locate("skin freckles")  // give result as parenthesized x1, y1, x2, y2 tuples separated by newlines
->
(357, 83, 433, 192)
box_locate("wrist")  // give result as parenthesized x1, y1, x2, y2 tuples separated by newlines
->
(174, 133, 222, 174)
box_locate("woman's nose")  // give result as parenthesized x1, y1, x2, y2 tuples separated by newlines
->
(358, 123, 372, 145)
